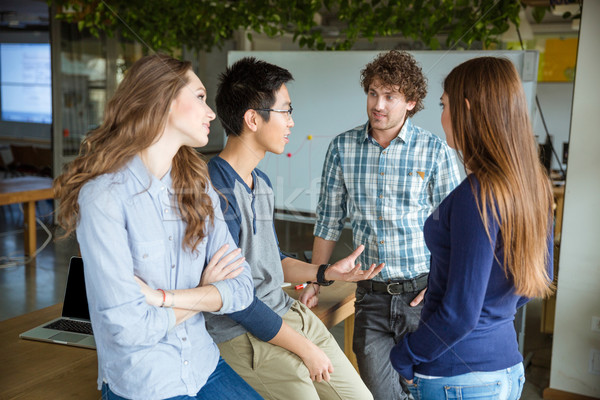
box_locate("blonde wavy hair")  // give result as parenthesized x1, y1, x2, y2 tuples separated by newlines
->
(54, 54, 214, 252)
(444, 57, 553, 298)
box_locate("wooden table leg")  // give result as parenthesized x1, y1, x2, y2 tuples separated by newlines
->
(23, 200, 37, 258)
(344, 313, 359, 371)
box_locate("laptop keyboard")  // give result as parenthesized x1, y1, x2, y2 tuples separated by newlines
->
(44, 319, 93, 335)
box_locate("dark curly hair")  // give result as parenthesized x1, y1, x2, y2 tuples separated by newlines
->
(360, 50, 427, 117)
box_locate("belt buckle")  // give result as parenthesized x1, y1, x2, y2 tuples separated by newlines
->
(386, 283, 403, 295)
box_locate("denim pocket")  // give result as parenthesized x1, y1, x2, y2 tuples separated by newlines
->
(407, 377, 419, 400)
(515, 374, 525, 399)
(444, 380, 501, 399)
(354, 287, 368, 304)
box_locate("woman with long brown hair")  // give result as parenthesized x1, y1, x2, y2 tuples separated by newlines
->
(54, 54, 262, 400)
(390, 57, 554, 399)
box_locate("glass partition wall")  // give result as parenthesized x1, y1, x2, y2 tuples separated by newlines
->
(51, 12, 142, 174)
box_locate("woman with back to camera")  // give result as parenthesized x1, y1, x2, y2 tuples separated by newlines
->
(389, 57, 554, 400)
(54, 54, 263, 400)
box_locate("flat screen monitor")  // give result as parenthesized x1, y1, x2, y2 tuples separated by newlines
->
(0, 43, 52, 124)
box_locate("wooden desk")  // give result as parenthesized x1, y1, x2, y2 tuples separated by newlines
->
(0, 283, 358, 399)
(0, 304, 98, 399)
(0, 176, 54, 258)
(285, 281, 358, 369)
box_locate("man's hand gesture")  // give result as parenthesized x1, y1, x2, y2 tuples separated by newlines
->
(326, 245, 384, 282)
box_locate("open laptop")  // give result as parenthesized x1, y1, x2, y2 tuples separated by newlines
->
(20, 256, 96, 349)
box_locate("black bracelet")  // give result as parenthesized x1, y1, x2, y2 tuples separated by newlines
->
(316, 264, 334, 286)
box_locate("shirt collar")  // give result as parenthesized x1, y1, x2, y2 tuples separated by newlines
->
(359, 123, 371, 143)
(397, 118, 414, 143)
(127, 155, 173, 197)
(359, 118, 415, 145)
(214, 155, 255, 194)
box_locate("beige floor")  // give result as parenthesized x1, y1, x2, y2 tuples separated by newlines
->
(0, 211, 551, 399)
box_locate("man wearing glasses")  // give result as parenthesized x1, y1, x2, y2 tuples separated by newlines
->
(308, 50, 461, 400)
(205, 57, 382, 400)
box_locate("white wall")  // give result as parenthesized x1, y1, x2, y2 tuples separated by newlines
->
(549, 0, 600, 397)
(227, 50, 536, 214)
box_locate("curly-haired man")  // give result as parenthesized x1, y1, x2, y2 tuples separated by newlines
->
(305, 50, 461, 399)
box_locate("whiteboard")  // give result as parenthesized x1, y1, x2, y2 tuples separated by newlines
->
(228, 51, 538, 217)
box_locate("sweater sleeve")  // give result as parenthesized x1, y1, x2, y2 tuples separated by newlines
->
(208, 157, 243, 246)
(227, 295, 283, 342)
(390, 181, 498, 379)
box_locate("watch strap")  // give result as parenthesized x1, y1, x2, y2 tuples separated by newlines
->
(316, 264, 334, 286)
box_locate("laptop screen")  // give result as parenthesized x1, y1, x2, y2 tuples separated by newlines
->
(61, 257, 91, 320)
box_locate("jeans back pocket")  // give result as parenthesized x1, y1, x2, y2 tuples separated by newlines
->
(444, 380, 501, 399)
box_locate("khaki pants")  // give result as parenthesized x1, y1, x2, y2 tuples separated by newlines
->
(218, 301, 373, 400)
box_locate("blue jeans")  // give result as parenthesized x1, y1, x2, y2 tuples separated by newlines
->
(101, 357, 263, 400)
(352, 287, 424, 400)
(408, 363, 525, 400)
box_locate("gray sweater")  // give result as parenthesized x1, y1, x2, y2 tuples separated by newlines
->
(206, 156, 294, 343)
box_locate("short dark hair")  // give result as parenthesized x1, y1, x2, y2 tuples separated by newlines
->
(360, 50, 427, 118)
(216, 57, 293, 136)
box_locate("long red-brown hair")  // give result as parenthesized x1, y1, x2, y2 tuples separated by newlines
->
(54, 54, 214, 252)
(444, 57, 553, 298)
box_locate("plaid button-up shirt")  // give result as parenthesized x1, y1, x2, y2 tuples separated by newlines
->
(314, 119, 460, 281)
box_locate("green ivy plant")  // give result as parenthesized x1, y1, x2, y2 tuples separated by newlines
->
(530, 3, 581, 24)
(50, 0, 526, 53)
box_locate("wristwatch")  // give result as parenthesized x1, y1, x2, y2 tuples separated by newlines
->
(316, 264, 334, 286)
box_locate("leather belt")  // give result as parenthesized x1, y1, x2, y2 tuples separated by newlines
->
(357, 274, 428, 295)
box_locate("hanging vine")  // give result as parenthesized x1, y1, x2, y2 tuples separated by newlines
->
(49, 0, 537, 53)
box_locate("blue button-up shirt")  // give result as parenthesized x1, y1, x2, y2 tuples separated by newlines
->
(76, 156, 254, 400)
(314, 119, 460, 281)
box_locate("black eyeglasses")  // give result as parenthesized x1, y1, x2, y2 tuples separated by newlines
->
(253, 106, 293, 119)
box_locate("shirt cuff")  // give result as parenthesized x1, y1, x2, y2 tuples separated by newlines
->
(209, 281, 231, 314)
(390, 335, 416, 380)
(313, 225, 342, 242)
(165, 308, 176, 332)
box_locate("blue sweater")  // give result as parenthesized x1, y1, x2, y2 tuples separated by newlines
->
(390, 175, 553, 379)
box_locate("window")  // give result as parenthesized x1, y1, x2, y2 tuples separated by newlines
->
(0, 43, 52, 124)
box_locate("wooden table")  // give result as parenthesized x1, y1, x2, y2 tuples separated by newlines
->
(0, 176, 54, 258)
(285, 281, 358, 369)
(0, 282, 357, 399)
(0, 304, 98, 399)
